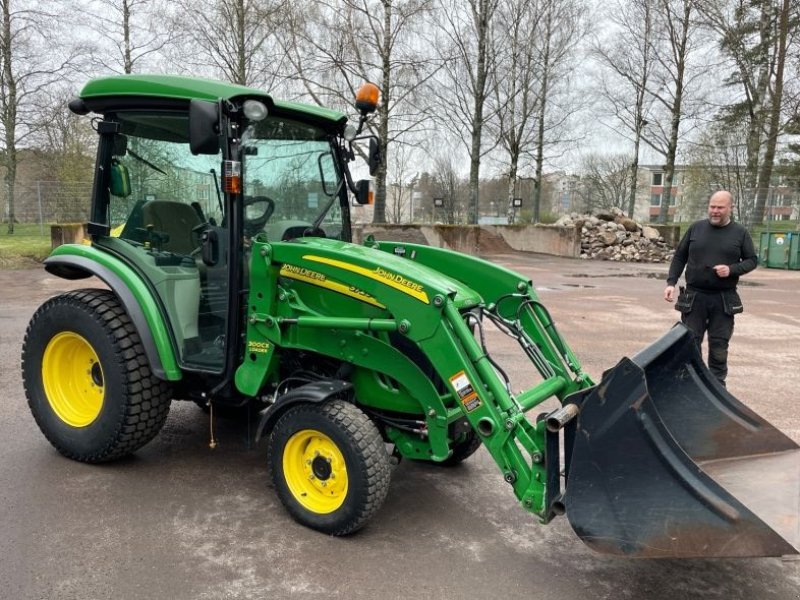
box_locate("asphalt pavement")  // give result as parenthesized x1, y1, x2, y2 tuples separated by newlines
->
(1, 253, 798, 600)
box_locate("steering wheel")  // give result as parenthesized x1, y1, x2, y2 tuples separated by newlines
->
(243, 195, 275, 238)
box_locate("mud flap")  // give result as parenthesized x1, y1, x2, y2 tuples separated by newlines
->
(564, 324, 800, 558)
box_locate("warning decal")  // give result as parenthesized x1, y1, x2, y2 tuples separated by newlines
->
(450, 370, 481, 412)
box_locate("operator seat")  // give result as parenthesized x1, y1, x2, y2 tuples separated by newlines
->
(141, 200, 203, 255)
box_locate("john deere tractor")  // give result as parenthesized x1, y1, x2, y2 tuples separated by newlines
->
(22, 75, 799, 558)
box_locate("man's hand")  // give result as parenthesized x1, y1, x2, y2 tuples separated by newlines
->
(713, 264, 731, 278)
(664, 285, 676, 302)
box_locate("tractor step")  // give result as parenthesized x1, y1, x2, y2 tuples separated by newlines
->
(563, 324, 800, 558)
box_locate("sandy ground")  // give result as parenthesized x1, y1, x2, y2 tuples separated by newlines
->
(1, 253, 799, 600)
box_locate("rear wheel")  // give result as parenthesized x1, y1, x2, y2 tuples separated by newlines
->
(22, 289, 172, 462)
(268, 400, 391, 535)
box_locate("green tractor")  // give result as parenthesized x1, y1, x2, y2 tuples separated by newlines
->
(22, 75, 799, 558)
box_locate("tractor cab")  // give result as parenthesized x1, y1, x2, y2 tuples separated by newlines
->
(66, 75, 374, 379)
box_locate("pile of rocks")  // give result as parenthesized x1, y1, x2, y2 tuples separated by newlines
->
(554, 208, 675, 263)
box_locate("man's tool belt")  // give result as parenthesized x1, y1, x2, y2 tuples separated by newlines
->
(722, 289, 744, 315)
(675, 287, 744, 316)
(674, 286, 695, 313)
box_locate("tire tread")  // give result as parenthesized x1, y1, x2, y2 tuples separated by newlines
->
(22, 289, 171, 462)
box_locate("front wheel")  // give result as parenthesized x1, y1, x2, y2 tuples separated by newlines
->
(436, 430, 482, 466)
(21, 289, 172, 462)
(268, 400, 391, 535)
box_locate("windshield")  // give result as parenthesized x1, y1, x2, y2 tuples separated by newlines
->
(241, 116, 346, 242)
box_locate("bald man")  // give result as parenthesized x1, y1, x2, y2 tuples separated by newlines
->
(663, 190, 758, 386)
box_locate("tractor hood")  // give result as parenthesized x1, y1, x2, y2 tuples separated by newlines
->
(266, 237, 484, 311)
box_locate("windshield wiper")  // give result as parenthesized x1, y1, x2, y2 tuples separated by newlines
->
(127, 149, 167, 175)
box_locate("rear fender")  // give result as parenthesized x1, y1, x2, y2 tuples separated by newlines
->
(44, 245, 181, 381)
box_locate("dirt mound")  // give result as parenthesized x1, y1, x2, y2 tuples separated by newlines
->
(477, 228, 513, 254)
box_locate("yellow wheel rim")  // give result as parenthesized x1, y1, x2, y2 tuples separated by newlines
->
(283, 429, 349, 514)
(42, 332, 105, 427)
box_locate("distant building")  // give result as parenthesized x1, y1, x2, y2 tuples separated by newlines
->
(638, 165, 685, 222)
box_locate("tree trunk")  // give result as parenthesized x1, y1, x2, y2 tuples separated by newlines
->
(627, 142, 640, 219)
(753, 0, 789, 226)
(506, 160, 517, 221)
(2, 0, 17, 233)
(236, 0, 247, 85)
(467, 0, 491, 225)
(532, 5, 553, 224)
(371, 0, 393, 224)
(123, 0, 133, 73)
(746, 2, 774, 195)
(656, 0, 690, 224)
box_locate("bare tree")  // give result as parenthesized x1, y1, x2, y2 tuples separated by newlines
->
(386, 143, 418, 223)
(575, 152, 635, 212)
(282, 0, 438, 224)
(646, 0, 701, 224)
(702, 0, 771, 197)
(434, 0, 501, 224)
(429, 152, 466, 224)
(529, 0, 586, 223)
(170, 0, 287, 86)
(592, 0, 656, 219)
(33, 86, 96, 183)
(683, 125, 752, 220)
(86, 0, 176, 74)
(0, 0, 82, 233)
(696, 0, 799, 224)
(492, 0, 542, 220)
(753, 0, 792, 224)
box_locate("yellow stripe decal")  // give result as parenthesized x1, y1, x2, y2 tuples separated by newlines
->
(279, 265, 385, 309)
(303, 255, 430, 304)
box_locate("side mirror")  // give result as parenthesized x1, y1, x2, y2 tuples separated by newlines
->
(113, 134, 128, 157)
(354, 179, 373, 205)
(368, 137, 381, 176)
(201, 228, 219, 266)
(110, 161, 131, 197)
(190, 99, 220, 155)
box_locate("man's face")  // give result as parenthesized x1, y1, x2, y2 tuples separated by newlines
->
(708, 195, 732, 226)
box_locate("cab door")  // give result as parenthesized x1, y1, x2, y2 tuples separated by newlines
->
(100, 111, 231, 373)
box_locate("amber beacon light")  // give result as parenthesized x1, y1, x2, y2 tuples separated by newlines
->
(355, 83, 379, 114)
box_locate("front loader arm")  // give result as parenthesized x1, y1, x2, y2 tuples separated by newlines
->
(372, 240, 592, 390)
(362, 240, 597, 519)
(240, 237, 596, 520)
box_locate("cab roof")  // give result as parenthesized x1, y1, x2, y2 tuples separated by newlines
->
(76, 74, 348, 131)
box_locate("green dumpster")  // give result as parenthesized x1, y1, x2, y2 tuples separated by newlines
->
(760, 231, 800, 270)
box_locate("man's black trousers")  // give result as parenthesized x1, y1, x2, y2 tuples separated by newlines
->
(681, 290, 735, 385)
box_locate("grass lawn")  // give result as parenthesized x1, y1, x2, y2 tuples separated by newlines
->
(0, 223, 53, 268)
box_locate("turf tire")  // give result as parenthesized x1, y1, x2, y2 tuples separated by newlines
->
(22, 289, 172, 462)
(268, 400, 391, 535)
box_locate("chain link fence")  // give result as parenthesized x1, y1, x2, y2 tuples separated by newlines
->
(2, 181, 93, 235)
(3, 179, 797, 244)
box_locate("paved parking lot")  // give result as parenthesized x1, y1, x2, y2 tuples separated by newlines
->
(1, 253, 798, 599)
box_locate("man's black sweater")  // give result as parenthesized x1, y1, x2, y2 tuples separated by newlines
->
(666, 219, 758, 292)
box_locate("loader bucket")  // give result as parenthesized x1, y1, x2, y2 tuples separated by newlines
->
(563, 324, 800, 558)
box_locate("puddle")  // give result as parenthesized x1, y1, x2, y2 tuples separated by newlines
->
(565, 272, 762, 286)
(567, 272, 664, 280)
